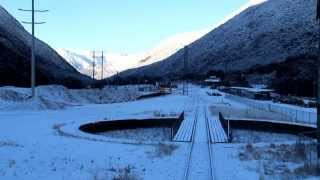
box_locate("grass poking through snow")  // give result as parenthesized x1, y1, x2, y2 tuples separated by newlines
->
(238, 143, 320, 178)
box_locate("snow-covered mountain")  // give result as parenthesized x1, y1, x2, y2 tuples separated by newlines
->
(57, 29, 208, 79)
(117, 0, 317, 78)
(0, 5, 94, 88)
(57, 49, 143, 79)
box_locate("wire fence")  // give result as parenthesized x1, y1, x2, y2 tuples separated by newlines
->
(296, 131, 320, 170)
(225, 94, 317, 126)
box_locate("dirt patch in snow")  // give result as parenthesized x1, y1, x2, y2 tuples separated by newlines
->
(232, 129, 300, 143)
(0, 141, 23, 148)
(153, 143, 179, 158)
(98, 128, 172, 141)
(90, 165, 141, 180)
(238, 143, 320, 179)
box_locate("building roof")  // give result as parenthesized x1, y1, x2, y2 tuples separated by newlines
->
(230, 86, 274, 93)
(205, 78, 221, 83)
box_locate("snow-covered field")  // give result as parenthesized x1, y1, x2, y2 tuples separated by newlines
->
(0, 84, 318, 180)
(0, 86, 188, 180)
(0, 85, 156, 111)
(212, 141, 319, 180)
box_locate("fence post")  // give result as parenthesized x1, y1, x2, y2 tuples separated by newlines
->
(171, 127, 173, 141)
(227, 119, 230, 142)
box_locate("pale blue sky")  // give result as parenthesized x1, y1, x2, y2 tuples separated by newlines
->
(0, 0, 248, 53)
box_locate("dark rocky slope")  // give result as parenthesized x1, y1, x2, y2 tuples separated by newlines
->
(0, 5, 95, 88)
(115, 0, 318, 97)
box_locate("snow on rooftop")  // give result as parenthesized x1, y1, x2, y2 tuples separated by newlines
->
(230, 86, 274, 93)
(205, 79, 221, 83)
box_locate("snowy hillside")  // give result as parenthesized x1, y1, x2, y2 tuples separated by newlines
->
(0, 85, 156, 111)
(138, 29, 209, 67)
(117, 0, 317, 84)
(57, 29, 208, 78)
(0, 5, 94, 88)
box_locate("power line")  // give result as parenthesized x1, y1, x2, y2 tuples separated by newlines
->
(18, 0, 48, 98)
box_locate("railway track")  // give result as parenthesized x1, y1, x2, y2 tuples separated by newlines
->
(183, 106, 199, 179)
(183, 105, 214, 180)
(204, 106, 215, 180)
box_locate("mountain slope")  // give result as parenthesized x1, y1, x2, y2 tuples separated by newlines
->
(57, 29, 208, 78)
(57, 49, 143, 79)
(0, 5, 94, 88)
(117, 0, 317, 85)
(137, 29, 209, 67)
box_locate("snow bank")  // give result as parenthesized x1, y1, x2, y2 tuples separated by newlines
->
(0, 85, 156, 111)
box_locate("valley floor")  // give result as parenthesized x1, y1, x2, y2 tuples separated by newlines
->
(0, 85, 318, 180)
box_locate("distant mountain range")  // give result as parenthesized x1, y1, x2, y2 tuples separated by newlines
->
(57, 29, 208, 79)
(0, 5, 94, 88)
(0, 0, 317, 97)
(114, 0, 317, 97)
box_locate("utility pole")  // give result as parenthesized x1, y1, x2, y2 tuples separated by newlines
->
(183, 46, 189, 96)
(101, 51, 104, 80)
(316, 0, 320, 159)
(92, 51, 105, 80)
(19, 0, 48, 98)
(115, 71, 120, 86)
(224, 60, 228, 74)
(92, 51, 96, 79)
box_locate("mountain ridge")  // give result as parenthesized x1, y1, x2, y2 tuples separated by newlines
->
(0, 5, 94, 88)
(57, 29, 208, 78)
(113, 0, 317, 96)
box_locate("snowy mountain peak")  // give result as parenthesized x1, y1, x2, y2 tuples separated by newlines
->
(57, 29, 208, 79)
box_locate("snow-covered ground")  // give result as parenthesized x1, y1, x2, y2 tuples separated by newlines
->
(0, 85, 156, 111)
(0, 87, 188, 180)
(0, 84, 318, 180)
(214, 141, 319, 180)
